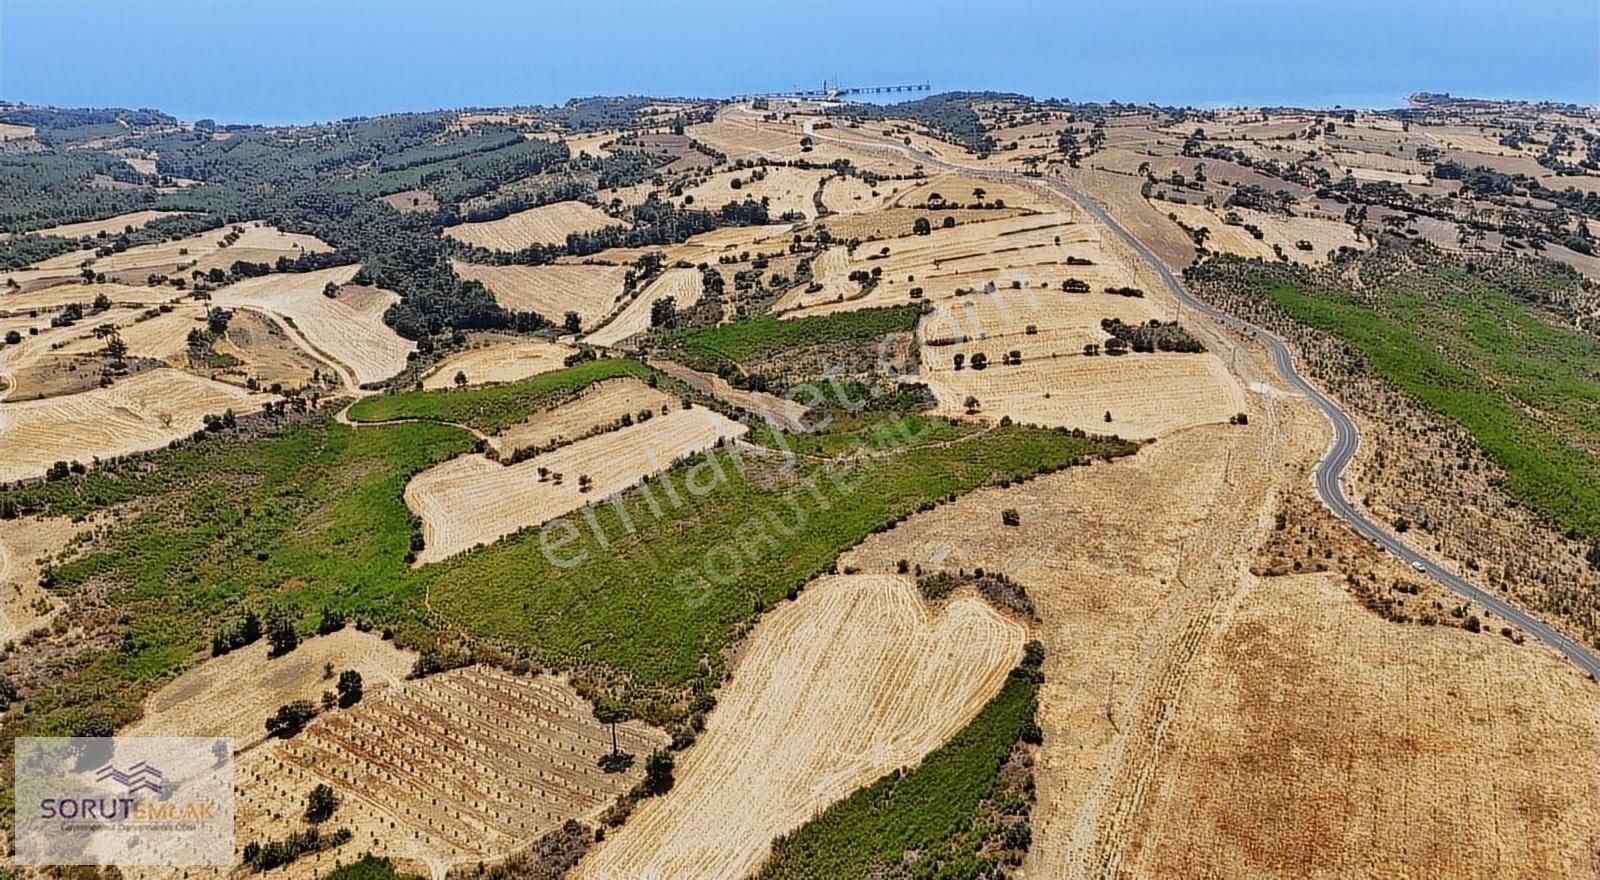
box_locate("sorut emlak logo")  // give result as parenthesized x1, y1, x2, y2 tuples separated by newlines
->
(15, 736, 235, 866)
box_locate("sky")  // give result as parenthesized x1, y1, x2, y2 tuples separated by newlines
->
(2, 0, 1596, 124)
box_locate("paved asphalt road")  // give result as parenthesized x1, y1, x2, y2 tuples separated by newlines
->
(812, 121, 1600, 678)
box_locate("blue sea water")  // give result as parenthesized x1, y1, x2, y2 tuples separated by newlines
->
(1, 0, 1595, 124)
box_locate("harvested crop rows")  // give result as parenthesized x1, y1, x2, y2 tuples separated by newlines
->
(489, 376, 675, 456)
(0, 368, 272, 481)
(443, 199, 619, 250)
(125, 629, 415, 747)
(584, 267, 702, 348)
(575, 574, 1025, 880)
(450, 260, 630, 330)
(406, 405, 746, 563)
(420, 337, 576, 389)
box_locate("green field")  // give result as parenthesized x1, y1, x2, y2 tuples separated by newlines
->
(1263, 267, 1600, 537)
(344, 356, 652, 432)
(658, 305, 922, 370)
(757, 671, 1039, 879)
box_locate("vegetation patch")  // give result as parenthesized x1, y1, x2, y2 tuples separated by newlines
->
(654, 304, 921, 383)
(1260, 269, 1600, 538)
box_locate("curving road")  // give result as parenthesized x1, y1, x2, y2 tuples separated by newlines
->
(809, 119, 1600, 678)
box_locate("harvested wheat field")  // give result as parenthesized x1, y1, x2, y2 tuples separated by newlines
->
(674, 167, 827, 219)
(443, 199, 619, 251)
(490, 376, 675, 456)
(0, 368, 272, 481)
(0, 223, 331, 289)
(649, 358, 811, 433)
(0, 515, 91, 642)
(0, 122, 34, 141)
(0, 281, 183, 313)
(923, 347, 1244, 437)
(124, 628, 415, 746)
(1113, 571, 1600, 879)
(52, 302, 206, 362)
(584, 267, 702, 348)
(451, 259, 630, 330)
(210, 265, 414, 386)
(575, 574, 1025, 880)
(406, 405, 745, 563)
(420, 337, 576, 389)
(209, 667, 666, 880)
(19, 210, 193, 242)
(687, 111, 805, 161)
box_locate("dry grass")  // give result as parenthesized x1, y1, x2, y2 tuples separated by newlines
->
(0, 367, 273, 481)
(575, 574, 1024, 880)
(922, 345, 1245, 438)
(450, 259, 630, 330)
(0, 515, 88, 642)
(674, 167, 828, 219)
(211, 308, 331, 390)
(211, 266, 415, 386)
(124, 628, 416, 747)
(488, 377, 675, 457)
(1117, 572, 1600, 879)
(0, 281, 184, 313)
(1162, 202, 1367, 265)
(406, 405, 746, 563)
(0, 122, 35, 141)
(584, 267, 701, 348)
(443, 200, 619, 250)
(420, 337, 576, 389)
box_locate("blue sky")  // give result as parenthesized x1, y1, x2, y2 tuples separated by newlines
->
(2, 0, 1595, 123)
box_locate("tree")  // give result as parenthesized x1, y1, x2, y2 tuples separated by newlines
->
(564, 311, 582, 334)
(265, 700, 316, 738)
(912, 217, 932, 236)
(304, 783, 339, 823)
(103, 332, 127, 364)
(643, 749, 675, 794)
(453, 370, 468, 389)
(265, 606, 299, 656)
(1104, 410, 1113, 423)
(942, 216, 956, 229)
(650, 295, 678, 329)
(336, 669, 363, 707)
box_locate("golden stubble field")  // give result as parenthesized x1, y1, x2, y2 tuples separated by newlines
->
(419, 336, 577, 389)
(442, 199, 619, 251)
(0, 368, 273, 482)
(406, 404, 746, 563)
(575, 574, 1025, 880)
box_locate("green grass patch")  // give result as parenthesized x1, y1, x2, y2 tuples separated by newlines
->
(659, 305, 922, 370)
(323, 856, 422, 880)
(757, 672, 1039, 879)
(1264, 268, 1600, 536)
(344, 357, 651, 433)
